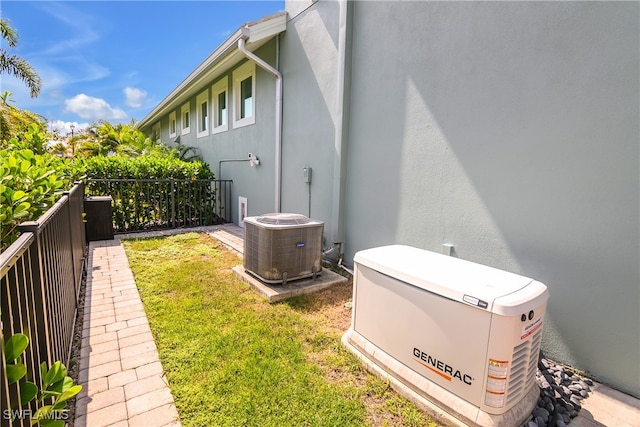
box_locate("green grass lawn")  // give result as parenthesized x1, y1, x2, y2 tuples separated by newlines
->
(122, 233, 439, 427)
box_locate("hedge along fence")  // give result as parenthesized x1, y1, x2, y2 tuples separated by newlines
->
(73, 153, 232, 233)
(84, 178, 233, 233)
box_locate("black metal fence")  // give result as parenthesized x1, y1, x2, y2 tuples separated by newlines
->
(1, 178, 232, 425)
(1, 183, 86, 427)
(85, 179, 232, 233)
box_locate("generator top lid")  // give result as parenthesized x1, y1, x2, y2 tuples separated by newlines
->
(244, 213, 324, 228)
(354, 245, 548, 315)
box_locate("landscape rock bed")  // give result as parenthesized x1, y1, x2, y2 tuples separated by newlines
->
(521, 356, 593, 427)
(67, 265, 86, 426)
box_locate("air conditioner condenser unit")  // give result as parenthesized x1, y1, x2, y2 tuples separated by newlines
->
(243, 213, 323, 284)
(343, 245, 549, 427)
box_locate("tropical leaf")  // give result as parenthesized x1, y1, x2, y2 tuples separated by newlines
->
(20, 381, 38, 405)
(6, 363, 26, 384)
(4, 333, 28, 361)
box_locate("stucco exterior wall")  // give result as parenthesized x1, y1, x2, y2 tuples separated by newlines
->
(343, 1, 639, 396)
(279, 0, 341, 245)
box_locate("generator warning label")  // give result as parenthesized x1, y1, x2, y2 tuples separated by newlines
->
(521, 316, 542, 340)
(485, 359, 508, 408)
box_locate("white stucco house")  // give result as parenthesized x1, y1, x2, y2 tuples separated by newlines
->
(139, 0, 639, 398)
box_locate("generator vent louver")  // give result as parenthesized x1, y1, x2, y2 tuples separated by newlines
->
(243, 213, 323, 284)
(507, 329, 543, 405)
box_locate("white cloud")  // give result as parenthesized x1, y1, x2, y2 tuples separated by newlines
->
(64, 94, 127, 121)
(48, 120, 89, 137)
(123, 87, 148, 108)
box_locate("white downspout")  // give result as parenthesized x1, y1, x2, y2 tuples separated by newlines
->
(238, 36, 283, 213)
(330, 0, 351, 257)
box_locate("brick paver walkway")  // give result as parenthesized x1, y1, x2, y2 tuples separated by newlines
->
(76, 225, 243, 427)
(76, 239, 179, 427)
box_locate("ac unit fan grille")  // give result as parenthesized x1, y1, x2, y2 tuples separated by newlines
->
(255, 213, 310, 225)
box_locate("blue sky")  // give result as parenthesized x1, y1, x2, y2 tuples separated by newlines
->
(2, 1, 284, 135)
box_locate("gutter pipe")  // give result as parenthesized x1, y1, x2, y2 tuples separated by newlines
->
(327, 0, 352, 260)
(238, 36, 283, 213)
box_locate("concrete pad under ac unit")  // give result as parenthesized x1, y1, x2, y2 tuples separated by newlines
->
(232, 265, 348, 303)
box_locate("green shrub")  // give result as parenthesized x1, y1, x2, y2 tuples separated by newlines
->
(69, 153, 213, 180)
(71, 154, 217, 231)
(0, 127, 71, 250)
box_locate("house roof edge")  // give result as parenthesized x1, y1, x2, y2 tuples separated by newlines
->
(138, 11, 287, 130)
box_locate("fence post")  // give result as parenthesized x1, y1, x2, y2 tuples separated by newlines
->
(63, 190, 78, 301)
(227, 180, 233, 223)
(17, 221, 52, 368)
(171, 179, 176, 228)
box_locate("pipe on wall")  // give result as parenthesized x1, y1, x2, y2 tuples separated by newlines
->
(218, 159, 250, 182)
(330, 0, 353, 255)
(238, 37, 283, 213)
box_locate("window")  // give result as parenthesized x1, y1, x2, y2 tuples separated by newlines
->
(196, 90, 209, 138)
(211, 78, 228, 134)
(240, 77, 252, 118)
(169, 111, 177, 138)
(233, 61, 256, 128)
(181, 102, 190, 135)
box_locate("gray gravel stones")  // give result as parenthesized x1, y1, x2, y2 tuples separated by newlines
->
(520, 356, 593, 427)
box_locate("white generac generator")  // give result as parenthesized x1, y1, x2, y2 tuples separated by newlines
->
(343, 245, 549, 426)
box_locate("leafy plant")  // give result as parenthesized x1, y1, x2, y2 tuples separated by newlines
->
(32, 361, 82, 426)
(2, 333, 82, 426)
(0, 92, 46, 144)
(4, 333, 38, 406)
(70, 152, 213, 180)
(73, 120, 163, 158)
(0, 127, 71, 250)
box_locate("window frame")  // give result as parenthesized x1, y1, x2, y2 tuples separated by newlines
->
(181, 102, 191, 135)
(233, 61, 256, 128)
(211, 77, 229, 134)
(169, 111, 177, 138)
(196, 90, 210, 138)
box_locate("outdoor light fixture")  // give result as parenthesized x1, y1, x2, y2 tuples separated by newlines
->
(248, 153, 260, 167)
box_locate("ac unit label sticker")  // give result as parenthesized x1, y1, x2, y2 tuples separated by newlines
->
(413, 347, 473, 385)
